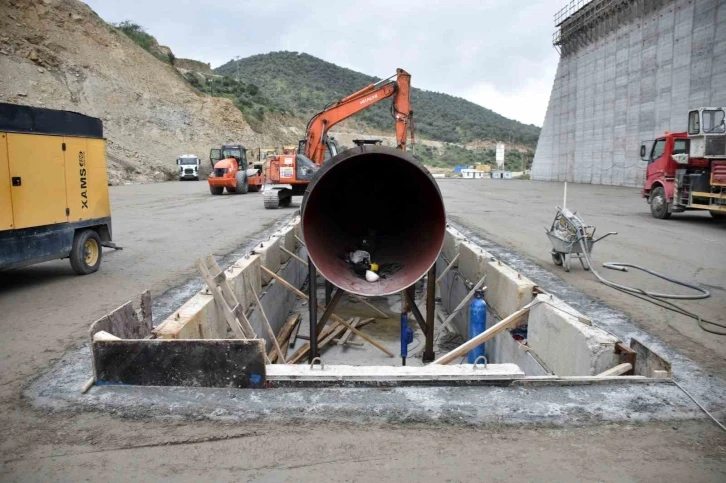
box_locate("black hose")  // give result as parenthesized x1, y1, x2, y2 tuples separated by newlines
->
(577, 238, 726, 335)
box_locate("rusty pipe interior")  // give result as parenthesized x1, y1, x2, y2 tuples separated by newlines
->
(301, 145, 446, 297)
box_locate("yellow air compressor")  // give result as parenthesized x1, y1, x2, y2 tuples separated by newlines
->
(0, 103, 117, 275)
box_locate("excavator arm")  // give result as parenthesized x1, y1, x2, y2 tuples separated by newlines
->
(305, 68, 412, 164)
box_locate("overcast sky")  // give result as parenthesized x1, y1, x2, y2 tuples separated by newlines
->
(84, 0, 564, 126)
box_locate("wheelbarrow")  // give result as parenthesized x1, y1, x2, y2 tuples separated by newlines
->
(545, 208, 616, 272)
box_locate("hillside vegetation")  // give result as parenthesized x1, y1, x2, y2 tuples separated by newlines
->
(0, 1, 302, 184)
(215, 51, 541, 148)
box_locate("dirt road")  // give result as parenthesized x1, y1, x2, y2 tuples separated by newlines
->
(439, 179, 726, 378)
(1, 180, 725, 481)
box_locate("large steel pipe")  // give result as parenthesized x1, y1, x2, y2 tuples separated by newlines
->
(301, 145, 446, 296)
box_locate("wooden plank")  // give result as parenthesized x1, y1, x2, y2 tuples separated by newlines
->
(596, 363, 633, 377)
(93, 339, 267, 388)
(287, 323, 340, 364)
(245, 274, 286, 363)
(269, 313, 301, 363)
(90, 292, 153, 340)
(433, 303, 533, 365)
(280, 246, 307, 267)
(315, 288, 344, 337)
(349, 294, 389, 319)
(356, 317, 376, 329)
(436, 253, 459, 284)
(317, 320, 348, 353)
(204, 255, 257, 339)
(288, 315, 303, 347)
(261, 266, 394, 357)
(337, 318, 360, 345)
(332, 339, 364, 346)
(197, 257, 249, 340)
(440, 274, 487, 332)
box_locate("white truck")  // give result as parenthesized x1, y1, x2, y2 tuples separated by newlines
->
(176, 154, 201, 181)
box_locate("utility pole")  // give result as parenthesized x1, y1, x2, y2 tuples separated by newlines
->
(234, 55, 241, 81)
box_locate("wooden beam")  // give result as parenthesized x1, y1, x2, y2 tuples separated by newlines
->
(316, 288, 344, 337)
(278, 249, 389, 320)
(246, 275, 286, 363)
(436, 253, 459, 285)
(433, 303, 533, 365)
(287, 323, 340, 364)
(262, 266, 394, 357)
(440, 274, 487, 332)
(405, 288, 428, 333)
(356, 317, 376, 329)
(349, 294, 390, 319)
(281, 246, 307, 267)
(197, 258, 249, 340)
(204, 256, 258, 340)
(289, 315, 303, 347)
(596, 363, 632, 377)
(337, 317, 360, 345)
(269, 313, 301, 363)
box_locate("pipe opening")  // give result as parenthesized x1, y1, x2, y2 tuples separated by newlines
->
(302, 146, 446, 296)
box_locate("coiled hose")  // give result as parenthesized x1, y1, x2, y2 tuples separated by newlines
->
(577, 238, 725, 335)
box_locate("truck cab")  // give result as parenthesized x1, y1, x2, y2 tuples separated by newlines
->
(176, 154, 201, 181)
(641, 108, 726, 219)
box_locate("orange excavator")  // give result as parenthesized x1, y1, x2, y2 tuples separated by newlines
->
(263, 68, 413, 209)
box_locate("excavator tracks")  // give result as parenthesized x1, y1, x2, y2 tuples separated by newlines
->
(263, 188, 280, 209)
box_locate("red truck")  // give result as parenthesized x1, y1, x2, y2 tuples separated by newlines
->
(641, 107, 726, 219)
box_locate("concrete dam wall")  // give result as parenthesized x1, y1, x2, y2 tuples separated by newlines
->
(532, 0, 726, 187)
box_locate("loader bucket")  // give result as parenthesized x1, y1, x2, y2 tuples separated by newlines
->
(301, 145, 446, 296)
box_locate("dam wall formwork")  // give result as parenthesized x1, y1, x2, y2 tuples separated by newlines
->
(532, 0, 726, 187)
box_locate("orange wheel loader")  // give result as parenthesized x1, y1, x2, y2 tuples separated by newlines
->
(207, 144, 263, 195)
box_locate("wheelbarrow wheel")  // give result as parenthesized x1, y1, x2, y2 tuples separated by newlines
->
(564, 253, 571, 272)
(551, 250, 563, 266)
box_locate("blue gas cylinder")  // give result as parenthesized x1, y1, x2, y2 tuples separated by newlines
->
(468, 289, 487, 363)
(401, 312, 413, 362)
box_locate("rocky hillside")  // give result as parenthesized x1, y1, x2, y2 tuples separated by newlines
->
(216, 52, 541, 148)
(0, 0, 303, 184)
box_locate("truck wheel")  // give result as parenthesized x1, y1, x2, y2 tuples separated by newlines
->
(70, 229, 102, 275)
(710, 210, 726, 220)
(210, 185, 223, 195)
(235, 171, 249, 194)
(649, 187, 671, 219)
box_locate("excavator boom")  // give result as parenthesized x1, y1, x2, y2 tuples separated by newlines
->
(263, 68, 412, 209)
(305, 68, 412, 163)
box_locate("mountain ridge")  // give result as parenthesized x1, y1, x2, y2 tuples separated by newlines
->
(215, 51, 540, 148)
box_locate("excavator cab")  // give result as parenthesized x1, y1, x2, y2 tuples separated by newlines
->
(220, 144, 247, 170)
(298, 136, 339, 163)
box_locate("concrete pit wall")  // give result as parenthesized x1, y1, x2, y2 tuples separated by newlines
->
(440, 226, 624, 376)
(153, 218, 306, 353)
